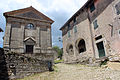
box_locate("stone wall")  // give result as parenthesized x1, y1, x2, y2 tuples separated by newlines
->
(61, 0, 120, 64)
(0, 48, 54, 79)
(4, 10, 52, 53)
(62, 19, 94, 63)
(0, 48, 9, 80)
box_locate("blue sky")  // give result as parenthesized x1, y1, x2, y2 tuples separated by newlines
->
(0, 0, 88, 48)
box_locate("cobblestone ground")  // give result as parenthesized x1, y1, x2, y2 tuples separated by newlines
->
(19, 63, 120, 80)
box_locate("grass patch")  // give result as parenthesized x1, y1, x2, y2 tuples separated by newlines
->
(54, 59, 64, 64)
(53, 65, 58, 72)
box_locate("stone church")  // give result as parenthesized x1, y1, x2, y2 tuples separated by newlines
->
(3, 6, 54, 54)
(2, 6, 55, 79)
(60, 0, 120, 63)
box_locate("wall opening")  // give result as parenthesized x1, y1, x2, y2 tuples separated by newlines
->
(78, 39, 86, 53)
(26, 45, 34, 53)
(96, 41, 106, 57)
(24, 37, 35, 53)
(66, 44, 74, 55)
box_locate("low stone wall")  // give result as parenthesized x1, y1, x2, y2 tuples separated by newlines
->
(0, 48, 9, 80)
(64, 52, 93, 64)
(6, 52, 50, 79)
(0, 48, 54, 79)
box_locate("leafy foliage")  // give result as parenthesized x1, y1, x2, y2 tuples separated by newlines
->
(53, 46, 63, 59)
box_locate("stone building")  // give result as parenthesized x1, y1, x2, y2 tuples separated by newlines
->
(60, 0, 120, 63)
(3, 6, 54, 54)
(2, 6, 55, 79)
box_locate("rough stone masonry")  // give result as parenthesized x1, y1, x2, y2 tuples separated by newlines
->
(1, 6, 55, 79)
(60, 0, 120, 64)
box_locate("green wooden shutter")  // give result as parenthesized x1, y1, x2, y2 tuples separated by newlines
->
(68, 31, 70, 37)
(115, 2, 120, 15)
(93, 20, 98, 29)
(74, 26, 77, 33)
(90, 3, 95, 12)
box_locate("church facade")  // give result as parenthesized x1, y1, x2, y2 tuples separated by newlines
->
(2, 7, 55, 79)
(3, 6, 54, 54)
(60, 0, 120, 63)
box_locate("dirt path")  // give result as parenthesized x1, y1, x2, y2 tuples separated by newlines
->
(19, 63, 120, 80)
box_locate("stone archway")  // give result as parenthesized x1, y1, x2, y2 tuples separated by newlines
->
(75, 39, 86, 53)
(66, 44, 74, 55)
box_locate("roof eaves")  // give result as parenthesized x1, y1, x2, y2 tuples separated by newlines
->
(60, 0, 92, 30)
(3, 6, 54, 24)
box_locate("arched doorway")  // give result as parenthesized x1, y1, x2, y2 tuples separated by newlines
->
(66, 44, 74, 55)
(76, 39, 86, 53)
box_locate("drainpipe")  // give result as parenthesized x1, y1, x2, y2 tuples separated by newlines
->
(87, 9, 96, 58)
(108, 24, 113, 37)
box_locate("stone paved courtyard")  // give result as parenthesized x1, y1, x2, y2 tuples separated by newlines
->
(18, 63, 120, 80)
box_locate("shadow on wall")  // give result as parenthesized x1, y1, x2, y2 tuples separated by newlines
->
(0, 48, 9, 80)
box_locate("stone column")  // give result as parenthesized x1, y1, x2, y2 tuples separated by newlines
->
(47, 28, 52, 49)
(34, 27, 40, 53)
(73, 43, 78, 60)
(36, 27, 40, 47)
(3, 23, 11, 50)
(19, 24, 25, 53)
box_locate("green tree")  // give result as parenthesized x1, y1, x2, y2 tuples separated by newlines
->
(53, 46, 63, 59)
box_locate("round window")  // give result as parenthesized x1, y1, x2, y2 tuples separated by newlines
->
(26, 23, 34, 29)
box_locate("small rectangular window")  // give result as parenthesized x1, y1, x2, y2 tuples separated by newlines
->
(68, 31, 70, 38)
(118, 29, 120, 35)
(95, 35, 102, 41)
(73, 17, 76, 23)
(74, 26, 77, 33)
(90, 3, 95, 13)
(68, 24, 70, 30)
(93, 20, 98, 29)
(115, 2, 120, 15)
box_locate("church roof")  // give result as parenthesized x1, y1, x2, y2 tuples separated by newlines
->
(4, 6, 54, 23)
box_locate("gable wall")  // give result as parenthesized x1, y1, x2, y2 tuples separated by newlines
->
(4, 16, 52, 53)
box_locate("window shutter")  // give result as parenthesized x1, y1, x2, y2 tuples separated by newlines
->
(68, 31, 70, 37)
(93, 20, 98, 29)
(90, 3, 95, 12)
(115, 2, 120, 15)
(74, 26, 77, 33)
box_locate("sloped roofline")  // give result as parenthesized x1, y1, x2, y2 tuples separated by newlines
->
(3, 6, 54, 23)
(60, 0, 93, 30)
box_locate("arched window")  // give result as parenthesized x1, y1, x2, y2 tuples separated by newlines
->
(26, 23, 34, 29)
(66, 44, 74, 55)
(78, 39, 86, 53)
(69, 45, 73, 49)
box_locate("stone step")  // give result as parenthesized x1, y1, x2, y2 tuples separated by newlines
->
(107, 62, 120, 70)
